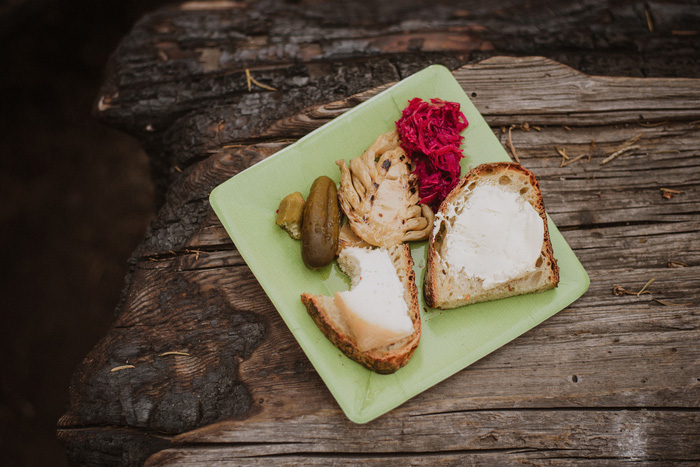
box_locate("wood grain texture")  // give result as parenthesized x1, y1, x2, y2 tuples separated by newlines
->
(147, 410, 700, 464)
(59, 56, 700, 465)
(92, 0, 700, 194)
(58, 0, 700, 464)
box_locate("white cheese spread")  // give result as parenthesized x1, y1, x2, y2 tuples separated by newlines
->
(440, 183, 544, 289)
(334, 247, 413, 352)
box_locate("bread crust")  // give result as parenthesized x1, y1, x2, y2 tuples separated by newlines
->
(424, 162, 559, 309)
(301, 243, 421, 374)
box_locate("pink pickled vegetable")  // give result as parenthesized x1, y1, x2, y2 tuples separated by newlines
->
(395, 98, 468, 209)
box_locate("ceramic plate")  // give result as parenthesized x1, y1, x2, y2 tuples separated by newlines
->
(210, 65, 589, 423)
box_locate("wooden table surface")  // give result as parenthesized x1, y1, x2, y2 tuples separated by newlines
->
(57, 1, 700, 465)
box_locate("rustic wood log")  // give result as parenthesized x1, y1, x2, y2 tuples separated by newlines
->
(92, 0, 700, 197)
(58, 0, 700, 465)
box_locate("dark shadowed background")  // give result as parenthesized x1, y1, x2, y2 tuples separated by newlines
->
(0, 1, 170, 465)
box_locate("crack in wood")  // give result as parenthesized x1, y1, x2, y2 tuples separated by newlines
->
(140, 245, 237, 262)
(408, 406, 700, 417)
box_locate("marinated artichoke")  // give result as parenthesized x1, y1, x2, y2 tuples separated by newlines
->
(336, 130, 434, 247)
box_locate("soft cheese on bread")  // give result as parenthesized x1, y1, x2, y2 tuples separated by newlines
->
(335, 247, 414, 352)
(424, 162, 559, 309)
(301, 244, 421, 374)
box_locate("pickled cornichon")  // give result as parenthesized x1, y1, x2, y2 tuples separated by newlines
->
(301, 176, 339, 269)
(275, 192, 305, 239)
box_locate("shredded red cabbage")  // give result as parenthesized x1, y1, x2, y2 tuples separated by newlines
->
(395, 98, 468, 210)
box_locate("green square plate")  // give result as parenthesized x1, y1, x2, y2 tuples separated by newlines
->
(210, 65, 589, 424)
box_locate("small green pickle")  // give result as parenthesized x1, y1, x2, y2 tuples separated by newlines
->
(276, 192, 305, 239)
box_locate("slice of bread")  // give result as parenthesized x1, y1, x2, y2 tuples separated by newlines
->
(424, 162, 559, 309)
(301, 243, 421, 374)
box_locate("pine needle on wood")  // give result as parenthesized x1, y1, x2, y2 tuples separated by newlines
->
(636, 277, 655, 297)
(660, 187, 683, 200)
(638, 121, 668, 128)
(506, 125, 520, 162)
(612, 278, 655, 297)
(645, 6, 654, 32)
(561, 153, 588, 167)
(600, 145, 640, 165)
(245, 68, 277, 92)
(654, 299, 693, 306)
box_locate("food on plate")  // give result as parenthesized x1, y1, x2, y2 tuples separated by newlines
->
(337, 220, 370, 253)
(275, 191, 305, 239)
(396, 98, 469, 210)
(424, 162, 559, 309)
(336, 130, 434, 248)
(301, 176, 340, 269)
(301, 244, 421, 374)
(334, 247, 414, 352)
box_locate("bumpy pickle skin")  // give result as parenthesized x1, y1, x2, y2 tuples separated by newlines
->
(276, 192, 305, 239)
(301, 176, 340, 269)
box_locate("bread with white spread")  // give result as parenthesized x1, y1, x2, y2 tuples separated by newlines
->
(424, 162, 559, 309)
(301, 244, 421, 374)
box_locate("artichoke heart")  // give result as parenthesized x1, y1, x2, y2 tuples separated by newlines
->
(336, 130, 434, 247)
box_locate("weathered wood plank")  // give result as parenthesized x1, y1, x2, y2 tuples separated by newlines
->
(120, 56, 700, 170)
(144, 410, 700, 465)
(133, 143, 284, 257)
(145, 261, 697, 422)
(60, 57, 700, 437)
(58, 249, 699, 441)
(94, 0, 700, 190)
(260, 57, 700, 143)
(458, 56, 700, 126)
(59, 0, 700, 463)
(129, 107, 700, 264)
(147, 450, 698, 467)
